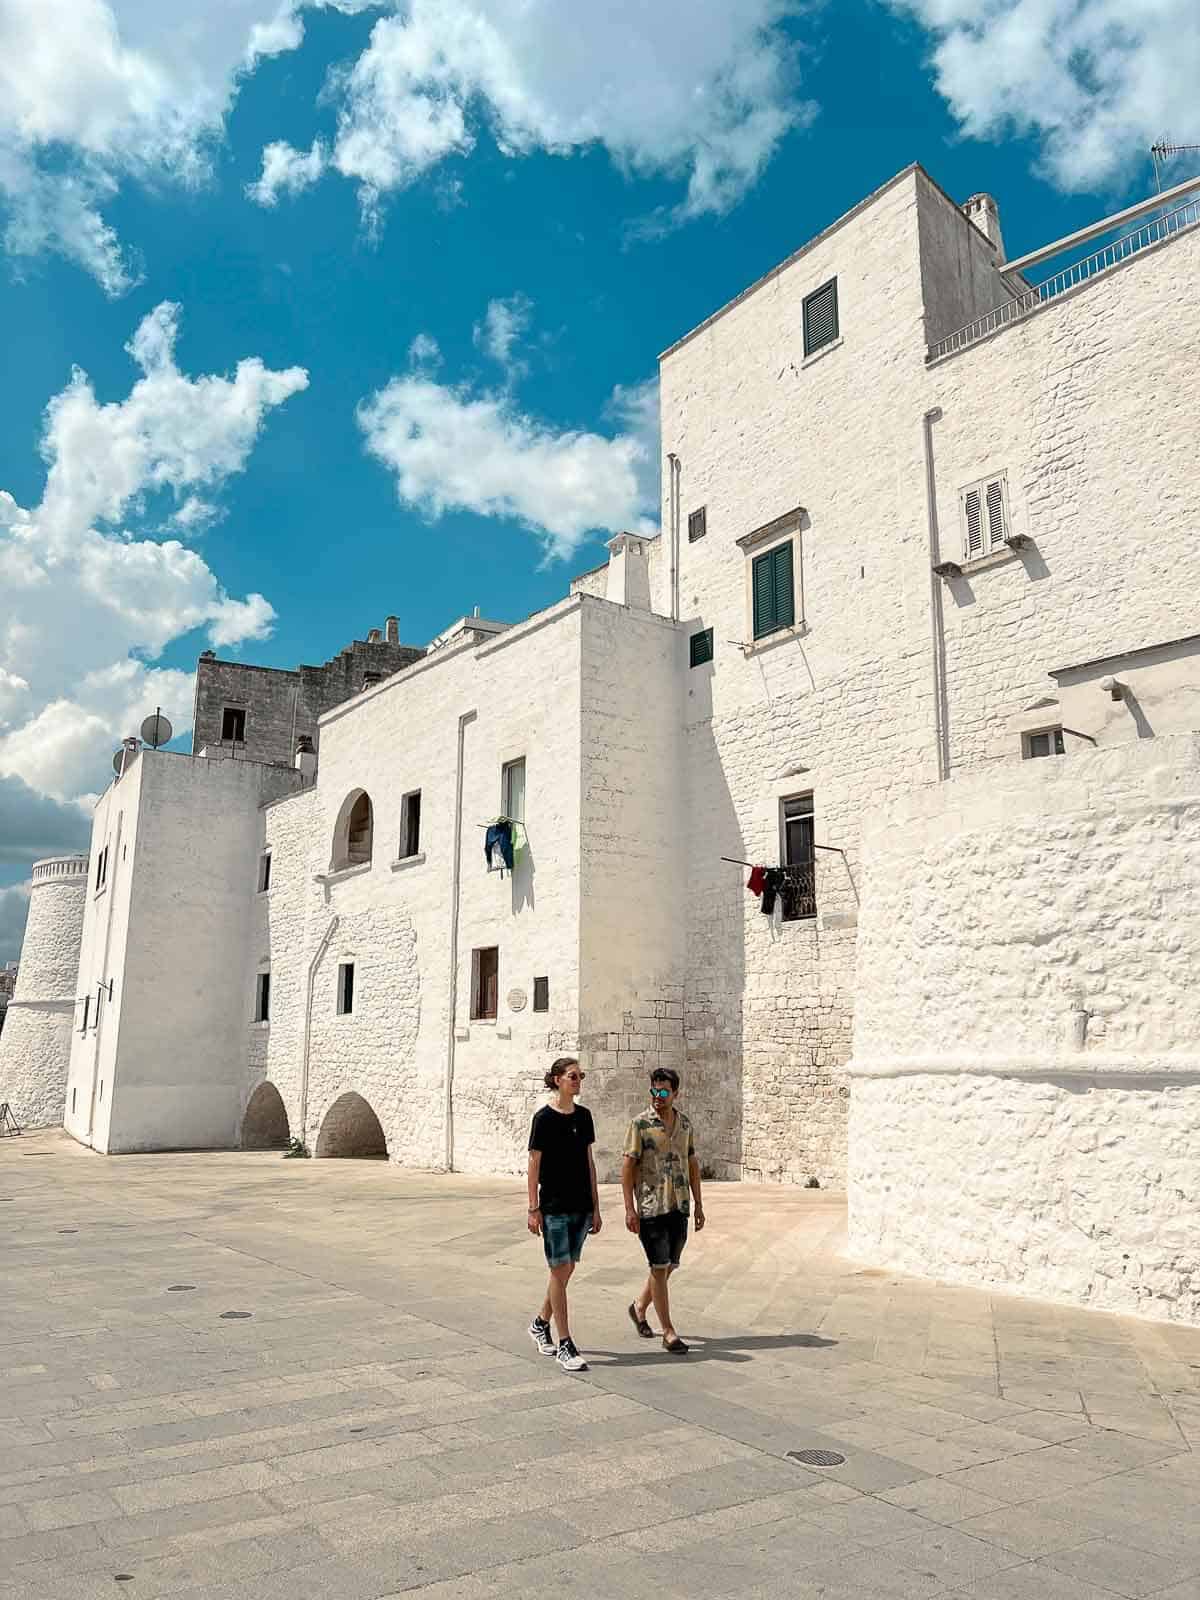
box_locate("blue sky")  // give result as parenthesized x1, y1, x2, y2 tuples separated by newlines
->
(1, 0, 1197, 958)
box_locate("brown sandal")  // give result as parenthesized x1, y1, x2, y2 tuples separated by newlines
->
(662, 1334, 689, 1354)
(628, 1302, 655, 1338)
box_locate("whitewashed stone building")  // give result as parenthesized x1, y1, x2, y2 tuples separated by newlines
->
(13, 162, 1200, 1323)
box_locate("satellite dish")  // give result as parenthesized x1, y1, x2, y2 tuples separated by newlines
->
(141, 711, 173, 749)
(112, 748, 126, 776)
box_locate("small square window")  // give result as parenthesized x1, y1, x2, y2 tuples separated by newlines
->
(258, 852, 272, 892)
(471, 947, 499, 1021)
(802, 278, 839, 357)
(687, 507, 707, 542)
(689, 628, 714, 668)
(337, 962, 355, 1016)
(255, 971, 271, 1023)
(1023, 727, 1065, 759)
(400, 790, 421, 858)
(501, 758, 525, 824)
(533, 976, 549, 1013)
(221, 706, 246, 743)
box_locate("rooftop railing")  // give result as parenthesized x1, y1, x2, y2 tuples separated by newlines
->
(928, 194, 1200, 362)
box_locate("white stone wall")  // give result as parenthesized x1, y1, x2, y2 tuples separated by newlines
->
(65, 753, 301, 1154)
(662, 164, 1200, 1188)
(0, 858, 88, 1128)
(848, 734, 1200, 1324)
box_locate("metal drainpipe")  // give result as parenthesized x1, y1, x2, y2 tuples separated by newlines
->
(923, 407, 950, 781)
(672, 454, 681, 627)
(300, 914, 338, 1147)
(444, 709, 477, 1171)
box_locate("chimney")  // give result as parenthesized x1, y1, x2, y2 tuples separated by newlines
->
(367, 627, 382, 643)
(605, 532, 651, 611)
(294, 734, 316, 783)
(962, 193, 1006, 264)
(385, 616, 399, 644)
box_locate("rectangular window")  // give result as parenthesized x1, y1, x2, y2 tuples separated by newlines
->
(95, 846, 108, 890)
(258, 852, 272, 892)
(255, 971, 271, 1023)
(400, 790, 422, 858)
(960, 474, 1010, 559)
(802, 278, 839, 357)
(337, 962, 355, 1016)
(81, 996, 90, 1033)
(221, 706, 246, 743)
(533, 975, 549, 1012)
(71, 1087, 77, 1115)
(687, 506, 707, 542)
(751, 542, 795, 639)
(471, 947, 499, 1021)
(689, 628, 714, 668)
(98, 1080, 103, 1104)
(501, 758, 525, 824)
(780, 793, 817, 922)
(1024, 727, 1065, 759)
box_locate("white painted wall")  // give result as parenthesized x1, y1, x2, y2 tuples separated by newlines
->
(0, 856, 87, 1128)
(848, 734, 1200, 1324)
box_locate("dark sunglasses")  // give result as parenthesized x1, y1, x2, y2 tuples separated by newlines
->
(650, 1085, 672, 1099)
(562, 1071, 585, 1082)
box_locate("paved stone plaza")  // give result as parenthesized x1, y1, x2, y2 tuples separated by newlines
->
(2, 1133, 1199, 1600)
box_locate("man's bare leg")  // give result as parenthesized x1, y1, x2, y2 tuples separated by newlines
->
(647, 1265, 679, 1342)
(542, 1262, 575, 1343)
(634, 1264, 675, 1327)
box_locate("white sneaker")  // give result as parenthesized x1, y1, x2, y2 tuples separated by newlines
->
(556, 1338, 588, 1373)
(528, 1317, 556, 1356)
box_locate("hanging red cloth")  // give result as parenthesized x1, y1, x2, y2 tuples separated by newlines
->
(747, 866, 766, 896)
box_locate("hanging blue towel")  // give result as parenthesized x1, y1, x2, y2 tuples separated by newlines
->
(484, 819, 514, 872)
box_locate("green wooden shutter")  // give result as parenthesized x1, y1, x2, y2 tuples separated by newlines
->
(752, 542, 794, 638)
(753, 550, 774, 637)
(689, 628, 714, 667)
(772, 542, 794, 629)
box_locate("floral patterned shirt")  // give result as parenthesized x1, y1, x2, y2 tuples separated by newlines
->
(623, 1107, 695, 1218)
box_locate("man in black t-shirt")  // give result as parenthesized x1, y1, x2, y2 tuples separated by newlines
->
(527, 1056, 601, 1373)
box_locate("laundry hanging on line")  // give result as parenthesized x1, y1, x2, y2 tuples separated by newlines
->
(483, 817, 526, 875)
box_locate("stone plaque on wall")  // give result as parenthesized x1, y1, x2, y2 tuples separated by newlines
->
(508, 988, 528, 1012)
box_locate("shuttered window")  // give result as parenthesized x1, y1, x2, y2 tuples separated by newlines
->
(960, 474, 1010, 559)
(751, 542, 795, 639)
(802, 279, 839, 357)
(688, 506, 707, 542)
(533, 976, 549, 1012)
(689, 627, 714, 668)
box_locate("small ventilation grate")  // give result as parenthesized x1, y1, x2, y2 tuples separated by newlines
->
(788, 1448, 846, 1467)
(219, 1311, 252, 1319)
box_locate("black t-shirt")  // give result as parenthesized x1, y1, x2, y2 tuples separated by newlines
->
(528, 1104, 595, 1215)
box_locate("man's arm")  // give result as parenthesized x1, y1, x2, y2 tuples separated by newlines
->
(689, 1154, 705, 1230)
(622, 1154, 641, 1233)
(527, 1150, 542, 1234)
(587, 1147, 602, 1232)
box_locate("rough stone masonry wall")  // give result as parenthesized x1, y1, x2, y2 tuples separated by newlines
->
(848, 735, 1200, 1325)
(0, 861, 88, 1129)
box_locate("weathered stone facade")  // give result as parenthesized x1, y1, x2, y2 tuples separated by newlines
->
(192, 618, 423, 767)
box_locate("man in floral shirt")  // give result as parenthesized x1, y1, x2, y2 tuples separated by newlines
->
(622, 1067, 705, 1353)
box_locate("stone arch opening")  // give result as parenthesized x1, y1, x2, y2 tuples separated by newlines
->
(331, 789, 373, 870)
(316, 1092, 388, 1159)
(241, 1082, 290, 1149)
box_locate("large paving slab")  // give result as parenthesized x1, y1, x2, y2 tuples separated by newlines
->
(1, 1130, 1198, 1599)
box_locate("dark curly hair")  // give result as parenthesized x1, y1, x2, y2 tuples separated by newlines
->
(544, 1056, 579, 1089)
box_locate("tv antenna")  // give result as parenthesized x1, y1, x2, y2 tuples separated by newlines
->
(140, 708, 173, 749)
(1150, 140, 1200, 192)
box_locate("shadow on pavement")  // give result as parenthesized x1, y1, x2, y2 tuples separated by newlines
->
(584, 1332, 838, 1366)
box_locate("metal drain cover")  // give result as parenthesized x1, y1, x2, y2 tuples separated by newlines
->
(59, 1228, 78, 1234)
(114, 1576, 135, 1583)
(166, 1285, 196, 1292)
(788, 1449, 846, 1467)
(219, 1311, 252, 1319)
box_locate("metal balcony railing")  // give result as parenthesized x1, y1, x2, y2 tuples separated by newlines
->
(928, 195, 1200, 362)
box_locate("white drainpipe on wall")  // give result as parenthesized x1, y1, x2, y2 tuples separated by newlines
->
(667, 452, 681, 621)
(300, 914, 338, 1147)
(922, 407, 950, 782)
(444, 708, 478, 1171)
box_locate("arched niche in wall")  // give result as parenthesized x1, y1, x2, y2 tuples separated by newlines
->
(331, 788, 374, 871)
(315, 1091, 388, 1159)
(241, 1082, 290, 1149)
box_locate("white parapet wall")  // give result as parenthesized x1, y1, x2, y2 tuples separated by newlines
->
(847, 734, 1200, 1325)
(0, 855, 89, 1128)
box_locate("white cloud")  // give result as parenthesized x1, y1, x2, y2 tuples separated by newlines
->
(246, 138, 328, 205)
(407, 332, 443, 368)
(0, 303, 306, 805)
(358, 358, 657, 561)
(473, 292, 533, 380)
(894, 0, 1200, 191)
(0, 880, 33, 966)
(273, 0, 811, 227)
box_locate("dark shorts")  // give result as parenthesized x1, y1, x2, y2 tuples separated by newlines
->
(639, 1210, 688, 1269)
(542, 1212, 591, 1267)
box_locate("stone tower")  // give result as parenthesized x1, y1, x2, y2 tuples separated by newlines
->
(0, 855, 89, 1128)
